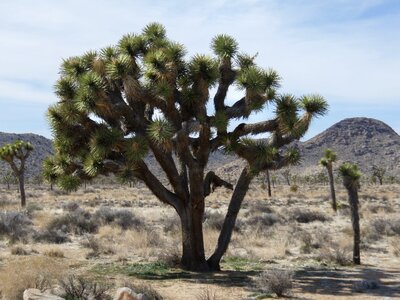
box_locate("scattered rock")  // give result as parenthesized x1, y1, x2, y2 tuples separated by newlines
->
(23, 289, 64, 300)
(114, 287, 147, 300)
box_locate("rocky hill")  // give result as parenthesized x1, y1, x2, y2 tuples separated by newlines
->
(0, 132, 53, 180)
(1, 117, 398, 182)
(215, 117, 400, 179)
(297, 117, 400, 175)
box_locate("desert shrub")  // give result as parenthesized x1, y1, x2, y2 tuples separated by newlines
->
(204, 209, 243, 232)
(290, 209, 330, 223)
(391, 237, 400, 257)
(33, 229, 70, 244)
(93, 207, 144, 230)
(47, 209, 97, 235)
(81, 236, 115, 258)
(257, 269, 294, 297)
(158, 246, 181, 267)
(10, 246, 29, 255)
(26, 202, 43, 216)
(60, 275, 111, 300)
(161, 215, 181, 233)
(0, 256, 64, 300)
(196, 287, 218, 300)
(44, 248, 65, 258)
(62, 201, 80, 211)
(290, 184, 299, 192)
(122, 283, 164, 300)
(0, 211, 33, 242)
(367, 218, 400, 238)
(245, 213, 282, 228)
(318, 246, 352, 266)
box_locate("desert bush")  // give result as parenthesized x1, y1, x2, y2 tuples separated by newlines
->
(257, 269, 294, 297)
(318, 246, 352, 266)
(367, 218, 400, 239)
(0, 211, 33, 242)
(204, 209, 243, 232)
(290, 208, 330, 223)
(245, 212, 282, 228)
(0, 256, 64, 300)
(81, 236, 115, 258)
(290, 184, 299, 193)
(47, 209, 97, 235)
(161, 215, 181, 233)
(391, 237, 400, 257)
(10, 245, 29, 255)
(196, 287, 218, 300)
(62, 201, 80, 211)
(158, 246, 181, 267)
(44, 248, 65, 258)
(33, 229, 70, 244)
(93, 206, 144, 230)
(60, 275, 111, 300)
(121, 283, 164, 300)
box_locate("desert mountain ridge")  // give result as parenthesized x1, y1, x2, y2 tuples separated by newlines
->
(0, 117, 399, 181)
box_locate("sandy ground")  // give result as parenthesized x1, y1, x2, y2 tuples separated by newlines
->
(0, 182, 399, 299)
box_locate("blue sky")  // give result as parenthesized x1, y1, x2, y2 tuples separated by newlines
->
(0, 0, 399, 139)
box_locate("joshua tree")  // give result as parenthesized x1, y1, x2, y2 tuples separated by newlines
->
(339, 162, 361, 265)
(371, 165, 385, 185)
(282, 168, 292, 186)
(45, 23, 328, 271)
(320, 148, 338, 212)
(2, 171, 16, 190)
(43, 157, 58, 190)
(0, 140, 34, 207)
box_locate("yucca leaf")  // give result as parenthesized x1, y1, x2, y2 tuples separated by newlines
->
(300, 94, 328, 117)
(236, 66, 264, 93)
(119, 33, 145, 57)
(339, 163, 361, 180)
(54, 76, 77, 101)
(57, 174, 81, 192)
(189, 54, 219, 85)
(106, 54, 135, 80)
(147, 118, 174, 149)
(211, 111, 229, 131)
(123, 136, 149, 163)
(211, 34, 238, 58)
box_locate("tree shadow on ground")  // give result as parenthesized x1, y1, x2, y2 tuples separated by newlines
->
(294, 265, 400, 298)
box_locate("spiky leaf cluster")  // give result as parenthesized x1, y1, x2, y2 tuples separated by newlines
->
(46, 23, 328, 191)
(0, 141, 33, 164)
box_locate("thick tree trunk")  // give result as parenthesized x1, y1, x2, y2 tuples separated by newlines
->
(208, 167, 253, 270)
(266, 169, 272, 197)
(18, 173, 26, 208)
(344, 183, 361, 264)
(327, 166, 337, 212)
(349, 187, 360, 264)
(179, 204, 209, 271)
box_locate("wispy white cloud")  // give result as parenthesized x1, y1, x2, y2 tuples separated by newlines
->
(0, 0, 399, 135)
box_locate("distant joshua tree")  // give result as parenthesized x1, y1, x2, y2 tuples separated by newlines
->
(320, 148, 338, 212)
(0, 140, 34, 207)
(43, 157, 58, 190)
(282, 169, 292, 186)
(44, 23, 328, 271)
(371, 165, 386, 185)
(2, 171, 17, 190)
(339, 162, 361, 265)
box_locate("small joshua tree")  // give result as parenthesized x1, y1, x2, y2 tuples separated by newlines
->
(45, 23, 328, 271)
(371, 165, 385, 185)
(43, 157, 58, 190)
(320, 148, 338, 212)
(0, 140, 34, 207)
(2, 171, 16, 190)
(339, 162, 361, 265)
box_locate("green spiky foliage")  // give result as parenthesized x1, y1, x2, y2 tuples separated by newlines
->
(320, 148, 338, 212)
(339, 163, 361, 186)
(0, 140, 34, 207)
(47, 23, 328, 271)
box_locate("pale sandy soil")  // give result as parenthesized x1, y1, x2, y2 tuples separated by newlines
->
(0, 182, 399, 299)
